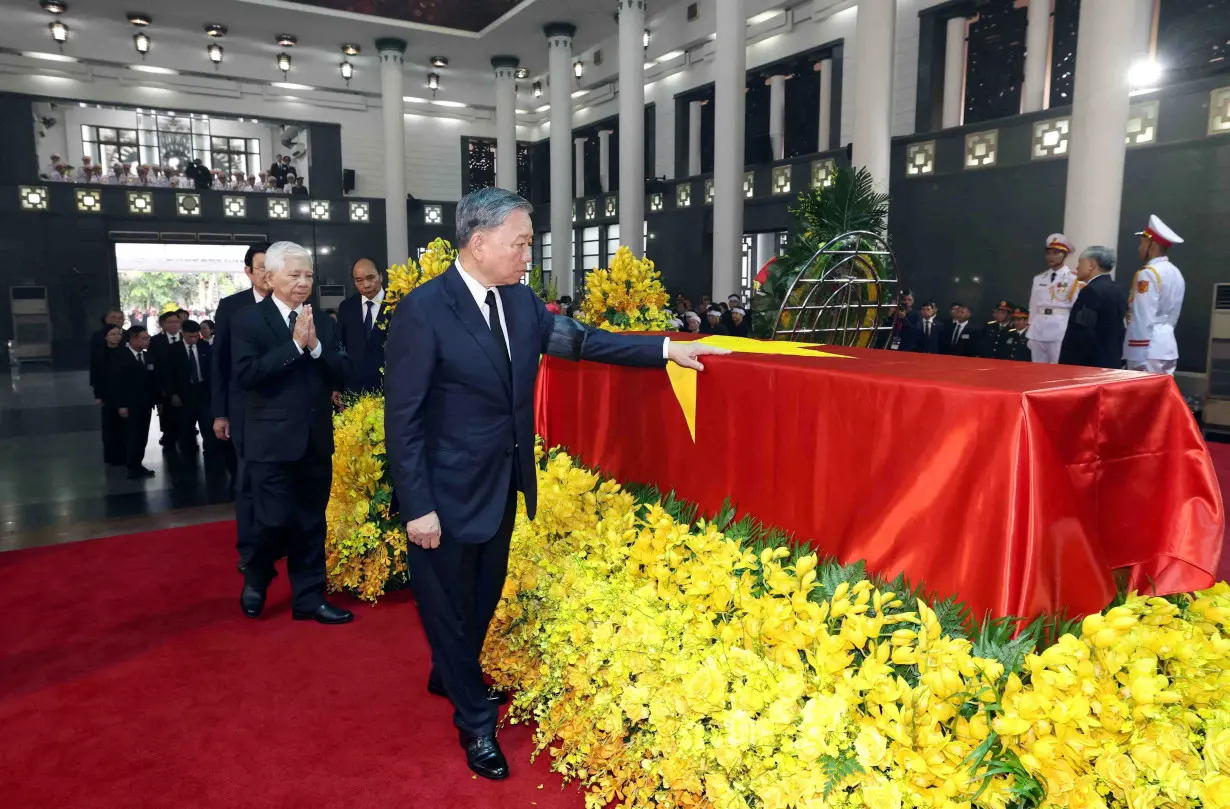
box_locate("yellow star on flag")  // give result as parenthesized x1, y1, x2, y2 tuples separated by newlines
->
(666, 335, 848, 441)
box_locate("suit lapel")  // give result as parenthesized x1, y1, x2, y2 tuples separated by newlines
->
(260, 296, 292, 341)
(442, 265, 512, 398)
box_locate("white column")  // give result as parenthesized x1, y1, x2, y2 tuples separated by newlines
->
(942, 17, 966, 128)
(598, 130, 612, 192)
(852, 0, 896, 193)
(1022, 0, 1051, 113)
(688, 100, 703, 176)
(618, 0, 646, 257)
(756, 233, 778, 270)
(1128, 0, 1156, 90)
(574, 137, 587, 198)
(712, 0, 746, 298)
(376, 38, 407, 265)
(545, 23, 576, 296)
(1063, 0, 1139, 253)
(492, 57, 519, 192)
(768, 75, 787, 160)
(817, 58, 833, 151)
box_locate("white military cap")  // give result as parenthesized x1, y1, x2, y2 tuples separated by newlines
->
(1137, 214, 1183, 247)
(1045, 233, 1074, 253)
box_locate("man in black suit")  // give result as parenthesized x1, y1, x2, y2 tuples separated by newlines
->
(384, 188, 727, 780)
(944, 303, 982, 357)
(1059, 246, 1128, 369)
(212, 243, 271, 569)
(914, 301, 947, 354)
(336, 257, 388, 394)
(231, 241, 352, 625)
(147, 311, 183, 448)
(164, 320, 215, 454)
(109, 325, 159, 479)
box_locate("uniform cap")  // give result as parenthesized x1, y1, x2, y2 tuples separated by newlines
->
(1012, 307, 1029, 318)
(1136, 214, 1183, 248)
(995, 300, 1013, 312)
(1045, 233, 1074, 253)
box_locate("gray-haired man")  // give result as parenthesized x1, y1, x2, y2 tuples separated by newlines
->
(1058, 245, 1128, 369)
(384, 187, 727, 780)
(229, 241, 353, 624)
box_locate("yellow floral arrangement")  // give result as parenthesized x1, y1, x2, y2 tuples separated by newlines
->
(325, 393, 407, 602)
(482, 445, 1230, 809)
(382, 237, 457, 323)
(577, 245, 675, 332)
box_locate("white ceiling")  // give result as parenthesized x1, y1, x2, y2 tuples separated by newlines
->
(0, 0, 692, 107)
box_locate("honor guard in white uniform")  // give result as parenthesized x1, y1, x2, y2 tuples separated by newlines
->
(1125, 215, 1186, 376)
(1027, 233, 1078, 363)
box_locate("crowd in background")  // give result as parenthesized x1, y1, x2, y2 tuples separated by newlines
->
(40, 153, 308, 195)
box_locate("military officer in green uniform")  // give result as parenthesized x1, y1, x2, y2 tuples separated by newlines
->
(981, 300, 1015, 359)
(1006, 307, 1032, 361)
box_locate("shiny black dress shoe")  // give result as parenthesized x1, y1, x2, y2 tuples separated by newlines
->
(240, 583, 266, 618)
(459, 732, 509, 780)
(427, 674, 509, 705)
(292, 602, 354, 624)
(126, 466, 156, 479)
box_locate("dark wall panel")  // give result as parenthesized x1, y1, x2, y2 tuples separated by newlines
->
(0, 95, 38, 186)
(307, 124, 343, 198)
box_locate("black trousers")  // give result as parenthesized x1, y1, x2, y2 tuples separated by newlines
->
(408, 478, 517, 737)
(122, 406, 153, 473)
(234, 456, 258, 566)
(173, 390, 215, 452)
(100, 405, 125, 465)
(245, 451, 331, 613)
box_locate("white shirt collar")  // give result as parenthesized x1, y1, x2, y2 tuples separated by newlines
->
(271, 295, 304, 324)
(252, 287, 266, 303)
(454, 255, 496, 310)
(128, 345, 144, 359)
(362, 288, 385, 306)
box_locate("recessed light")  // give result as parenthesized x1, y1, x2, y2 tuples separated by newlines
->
(430, 56, 448, 68)
(277, 34, 297, 47)
(748, 10, 781, 25)
(536, 104, 550, 112)
(272, 81, 312, 90)
(659, 50, 683, 61)
(571, 89, 587, 98)
(40, 0, 67, 13)
(205, 24, 227, 38)
(131, 65, 176, 74)
(128, 13, 151, 26)
(515, 67, 528, 79)
(342, 43, 360, 56)
(25, 51, 77, 62)
(431, 99, 467, 108)
(644, 61, 655, 70)
(402, 96, 428, 103)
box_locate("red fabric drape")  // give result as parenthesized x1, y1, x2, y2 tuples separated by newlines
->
(535, 343, 1223, 620)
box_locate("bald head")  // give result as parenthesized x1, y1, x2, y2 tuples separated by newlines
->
(352, 257, 382, 299)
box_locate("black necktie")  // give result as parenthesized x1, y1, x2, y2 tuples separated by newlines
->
(188, 345, 199, 384)
(485, 290, 511, 373)
(364, 300, 374, 333)
(138, 350, 145, 366)
(925, 320, 931, 337)
(288, 310, 298, 334)
(952, 324, 961, 345)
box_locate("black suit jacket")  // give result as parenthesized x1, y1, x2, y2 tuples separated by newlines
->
(943, 321, 982, 357)
(385, 265, 666, 544)
(107, 347, 160, 410)
(211, 288, 261, 448)
(165, 340, 212, 405)
(231, 296, 350, 463)
(1059, 274, 1127, 369)
(914, 319, 948, 354)
(337, 292, 388, 393)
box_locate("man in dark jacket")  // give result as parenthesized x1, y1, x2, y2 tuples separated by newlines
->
(164, 320, 215, 453)
(108, 325, 159, 479)
(336, 257, 388, 394)
(943, 303, 982, 357)
(1059, 246, 1128, 369)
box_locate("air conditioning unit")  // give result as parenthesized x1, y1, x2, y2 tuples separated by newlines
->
(9, 285, 52, 362)
(1204, 283, 1230, 432)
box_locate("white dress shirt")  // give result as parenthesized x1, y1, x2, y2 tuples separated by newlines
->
(271, 296, 322, 358)
(453, 258, 671, 360)
(362, 288, 386, 329)
(951, 320, 968, 345)
(252, 287, 266, 304)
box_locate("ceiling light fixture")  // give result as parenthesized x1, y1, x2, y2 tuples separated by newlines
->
(49, 20, 69, 50)
(427, 72, 439, 95)
(342, 43, 360, 56)
(515, 67, 528, 79)
(277, 34, 297, 47)
(133, 32, 150, 59)
(205, 24, 227, 38)
(40, 0, 66, 13)
(340, 59, 354, 86)
(643, 28, 650, 49)
(127, 13, 151, 26)
(277, 52, 291, 77)
(207, 42, 223, 67)
(573, 59, 584, 82)
(532, 80, 542, 97)
(430, 56, 448, 68)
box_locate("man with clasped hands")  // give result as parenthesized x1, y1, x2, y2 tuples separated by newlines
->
(384, 187, 728, 781)
(230, 241, 353, 626)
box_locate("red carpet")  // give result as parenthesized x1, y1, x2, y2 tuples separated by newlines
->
(0, 522, 585, 809)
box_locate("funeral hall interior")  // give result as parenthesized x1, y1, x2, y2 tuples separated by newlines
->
(2, 0, 1230, 805)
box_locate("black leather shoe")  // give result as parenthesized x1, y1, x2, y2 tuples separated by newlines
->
(127, 466, 156, 479)
(292, 602, 354, 624)
(240, 583, 266, 618)
(459, 733, 509, 780)
(427, 674, 508, 705)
